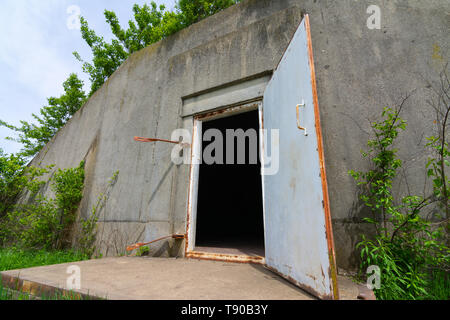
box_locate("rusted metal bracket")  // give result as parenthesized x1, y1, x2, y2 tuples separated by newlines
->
(134, 136, 190, 146)
(296, 101, 308, 136)
(126, 234, 186, 251)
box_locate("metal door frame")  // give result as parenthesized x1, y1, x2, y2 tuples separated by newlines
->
(183, 15, 338, 300)
(184, 101, 265, 264)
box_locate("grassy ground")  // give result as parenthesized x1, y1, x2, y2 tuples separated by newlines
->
(0, 247, 90, 300)
(0, 248, 89, 272)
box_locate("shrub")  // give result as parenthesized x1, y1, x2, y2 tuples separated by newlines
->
(0, 149, 50, 220)
(350, 104, 449, 300)
(0, 162, 85, 250)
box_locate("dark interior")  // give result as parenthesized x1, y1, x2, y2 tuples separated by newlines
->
(195, 110, 265, 256)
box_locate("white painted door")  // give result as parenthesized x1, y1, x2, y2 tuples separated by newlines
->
(261, 15, 338, 300)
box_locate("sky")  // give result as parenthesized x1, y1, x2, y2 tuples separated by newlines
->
(0, 0, 176, 155)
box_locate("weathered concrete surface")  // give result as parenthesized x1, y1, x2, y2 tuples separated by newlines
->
(286, 0, 450, 272)
(24, 0, 450, 273)
(27, 0, 306, 262)
(0, 257, 361, 300)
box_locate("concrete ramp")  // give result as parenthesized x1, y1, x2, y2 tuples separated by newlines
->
(0, 257, 360, 300)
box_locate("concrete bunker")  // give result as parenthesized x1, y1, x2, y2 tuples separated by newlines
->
(24, 0, 448, 301)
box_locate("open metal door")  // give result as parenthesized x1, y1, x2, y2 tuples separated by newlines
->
(261, 15, 338, 300)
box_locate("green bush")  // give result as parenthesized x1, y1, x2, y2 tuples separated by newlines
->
(350, 105, 449, 300)
(0, 150, 26, 217)
(53, 161, 85, 215)
(52, 161, 85, 247)
(6, 199, 60, 250)
(0, 162, 85, 250)
(0, 149, 51, 219)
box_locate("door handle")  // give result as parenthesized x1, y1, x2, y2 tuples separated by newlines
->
(296, 101, 308, 136)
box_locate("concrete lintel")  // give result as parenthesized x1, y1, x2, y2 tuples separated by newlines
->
(182, 72, 271, 117)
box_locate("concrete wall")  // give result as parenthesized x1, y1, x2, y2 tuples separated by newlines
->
(290, 0, 449, 271)
(28, 0, 449, 271)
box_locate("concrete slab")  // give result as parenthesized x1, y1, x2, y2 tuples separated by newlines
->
(0, 257, 361, 300)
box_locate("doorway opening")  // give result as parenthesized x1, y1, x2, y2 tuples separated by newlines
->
(194, 109, 265, 257)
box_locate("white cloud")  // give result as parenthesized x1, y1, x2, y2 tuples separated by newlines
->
(0, 0, 73, 98)
(0, 0, 85, 154)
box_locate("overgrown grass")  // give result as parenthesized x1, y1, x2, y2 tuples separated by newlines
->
(0, 282, 33, 300)
(0, 248, 89, 272)
(425, 270, 450, 300)
(0, 248, 91, 300)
